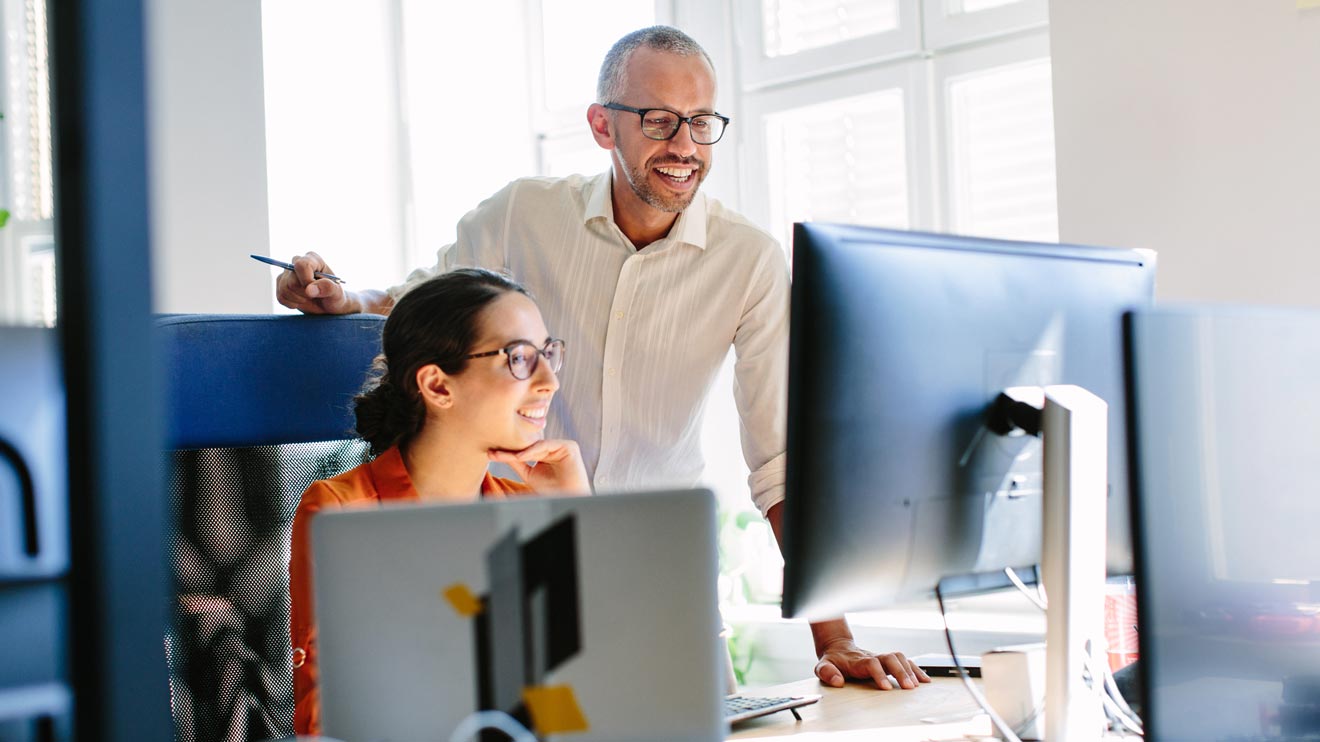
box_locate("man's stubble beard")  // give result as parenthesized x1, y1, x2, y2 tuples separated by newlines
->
(618, 153, 709, 214)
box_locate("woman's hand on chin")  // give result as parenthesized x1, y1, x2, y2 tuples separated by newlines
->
(487, 440, 591, 496)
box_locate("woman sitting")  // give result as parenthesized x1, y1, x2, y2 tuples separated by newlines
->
(288, 267, 589, 736)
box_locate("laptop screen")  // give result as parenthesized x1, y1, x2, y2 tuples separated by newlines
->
(311, 489, 725, 742)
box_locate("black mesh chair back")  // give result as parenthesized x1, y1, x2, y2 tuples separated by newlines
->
(158, 314, 384, 742)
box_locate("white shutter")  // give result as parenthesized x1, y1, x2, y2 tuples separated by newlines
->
(765, 89, 910, 258)
(761, 0, 900, 58)
(947, 58, 1058, 242)
(25, 238, 55, 326)
(947, 0, 1024, 15)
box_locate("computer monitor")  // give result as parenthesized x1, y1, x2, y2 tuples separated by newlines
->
(1126, 305, 1320, 742)
(781, 224, 1156, 620)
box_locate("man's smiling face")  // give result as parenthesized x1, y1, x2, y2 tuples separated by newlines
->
(606, 47, 717, 215)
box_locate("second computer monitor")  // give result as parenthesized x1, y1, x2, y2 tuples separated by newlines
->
(781, 224, 1155, 619)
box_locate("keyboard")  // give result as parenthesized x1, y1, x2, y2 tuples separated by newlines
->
(723, 694, 821, 724)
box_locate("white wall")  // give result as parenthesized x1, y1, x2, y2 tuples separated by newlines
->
(1050, 1, 1320, 307)
(147, 0, 272, 314)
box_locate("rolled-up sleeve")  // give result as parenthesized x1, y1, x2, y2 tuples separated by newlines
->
(733, 246, 791, 517)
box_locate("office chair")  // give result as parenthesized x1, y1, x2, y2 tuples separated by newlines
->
(158, 314, 385, 742)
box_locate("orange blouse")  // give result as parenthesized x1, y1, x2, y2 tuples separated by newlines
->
(288, 446, 533, 736)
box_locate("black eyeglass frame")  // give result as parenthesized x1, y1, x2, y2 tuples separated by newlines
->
(462, 338, 566, 380)
(602, 102, 731, 145)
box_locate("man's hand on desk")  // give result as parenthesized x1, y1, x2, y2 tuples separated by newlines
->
(814, 636, 932, 691)
(764, 503, 932, 693)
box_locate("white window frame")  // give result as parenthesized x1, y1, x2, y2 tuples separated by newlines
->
(677, 1, 1062, 629)
(921, 0, 1047, 50)
(931, 30, 1053, 239)
(0, 0, 55, 326)
(732, 0, 922, 91)
(524, 0, 584, 138)
(524, 0, 673, 161)
(694, 0, 1056, 256)
(738, 59, 934, 242)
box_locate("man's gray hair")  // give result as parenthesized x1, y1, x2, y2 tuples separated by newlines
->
(597, 26, 714, 104)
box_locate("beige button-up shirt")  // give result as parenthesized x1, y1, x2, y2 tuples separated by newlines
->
(390, 171, 789, 515)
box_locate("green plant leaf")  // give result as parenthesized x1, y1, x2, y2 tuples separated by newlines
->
(734, 511, 761, 530)
(0, 210, 9, 228)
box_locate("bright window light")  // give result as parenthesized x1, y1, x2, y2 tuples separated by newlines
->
(765, 89, 910, 259)
(947, 58, 1058, 242)
(261, 0, 404, 299)
(401, 0, 538, 268)
(947, 0, 1025, 14)
(761, 0, 899, 58)
(540, 0, 655, 111)
(539, 130, 611, 179)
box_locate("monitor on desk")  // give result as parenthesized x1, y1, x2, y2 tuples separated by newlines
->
(781, 224, 1156, 620)
(1126, 305, 1320, 742)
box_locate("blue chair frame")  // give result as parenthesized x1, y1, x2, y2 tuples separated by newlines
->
(157, 314, 384, 742)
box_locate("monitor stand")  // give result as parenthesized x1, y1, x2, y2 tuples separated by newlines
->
(1041, 385, 1108, 741)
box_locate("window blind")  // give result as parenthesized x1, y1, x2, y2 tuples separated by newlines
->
(948, 59, 1058, 242)
(765, 89, 909, 259)
(761, 0, 900, 58)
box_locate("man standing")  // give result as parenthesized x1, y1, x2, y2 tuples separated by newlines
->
(277, 25, 929, 692)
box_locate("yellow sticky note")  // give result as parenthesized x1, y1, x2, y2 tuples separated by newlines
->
(1300, 0, 1320, 9)
(441, 584, 483, 617)
(522, 685, 590, 735)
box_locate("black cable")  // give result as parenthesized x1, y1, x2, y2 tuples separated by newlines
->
(935, 581, 1024, 742)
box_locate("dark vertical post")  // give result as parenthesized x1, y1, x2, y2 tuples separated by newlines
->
(49, 0, 172, 738)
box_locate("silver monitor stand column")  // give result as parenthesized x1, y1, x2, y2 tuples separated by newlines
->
(1042, 385, 1109, 741)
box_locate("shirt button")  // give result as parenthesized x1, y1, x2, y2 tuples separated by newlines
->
(607, 368, 617, 376)
(615, 311, 625, 320)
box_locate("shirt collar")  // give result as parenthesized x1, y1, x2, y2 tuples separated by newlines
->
(583, 170, 708, 251)
(367, 445, 420, 501)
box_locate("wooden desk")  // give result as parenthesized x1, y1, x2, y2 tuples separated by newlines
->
(727, 677, 995, 741)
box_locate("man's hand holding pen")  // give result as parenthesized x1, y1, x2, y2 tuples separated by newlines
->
(269, 251, 397, 316)
(273, 252, 361, 315)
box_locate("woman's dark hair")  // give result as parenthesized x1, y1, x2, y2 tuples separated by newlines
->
(353, 267, 532, 456)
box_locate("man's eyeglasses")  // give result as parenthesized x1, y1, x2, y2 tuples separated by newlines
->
(464, 339, 565, 380)
(602, 103, 730, 145)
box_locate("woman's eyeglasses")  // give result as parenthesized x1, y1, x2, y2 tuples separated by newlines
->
(463, 338, 565, 380)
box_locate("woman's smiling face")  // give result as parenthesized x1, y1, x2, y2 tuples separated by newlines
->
(441, 291, 561, 452)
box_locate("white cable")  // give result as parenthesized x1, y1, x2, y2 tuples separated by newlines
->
(1082, 643, 1144, 737)
(1004, 567, 1048, 611)
(448, 710, 538, 742)
(1011, 696, 1046, 739)
(953, 657, 1026, 742)
(1102, 660, 1141, 722)
(950, 572, 1141, 740)
(1099, 660, 1144, 735)
(1100, 689, 1145, 736)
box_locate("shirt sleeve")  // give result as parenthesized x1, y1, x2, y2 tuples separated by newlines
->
(289, 481, 346, 736)
(733, 242, 791, 517)
(385, 181, 520, 302)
